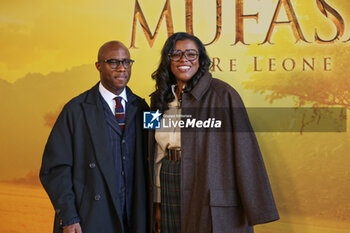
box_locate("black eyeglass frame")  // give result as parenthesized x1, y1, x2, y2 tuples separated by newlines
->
(168, 49, 199, 62)
(100, 58, 135, 69)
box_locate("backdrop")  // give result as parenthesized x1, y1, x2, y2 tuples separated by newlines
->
(0, 0, 349, 232)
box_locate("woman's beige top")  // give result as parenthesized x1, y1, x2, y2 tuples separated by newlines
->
(154, 85, 181, 203)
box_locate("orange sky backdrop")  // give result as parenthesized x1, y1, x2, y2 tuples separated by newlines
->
(1, 0, 349, 83)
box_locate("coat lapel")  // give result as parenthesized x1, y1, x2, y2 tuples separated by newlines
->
(125, 87, 138, 129)
(81, 84, 123, 222)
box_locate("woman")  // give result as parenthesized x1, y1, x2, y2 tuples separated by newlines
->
(149, 32, 279, 233)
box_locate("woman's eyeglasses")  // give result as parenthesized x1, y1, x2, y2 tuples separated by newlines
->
(168, 49, 199, 62)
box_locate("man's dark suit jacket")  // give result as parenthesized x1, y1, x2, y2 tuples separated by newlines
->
(40, 83, 150, 233)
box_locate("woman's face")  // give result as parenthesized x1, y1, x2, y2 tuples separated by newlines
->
(170, 39, 200, 84)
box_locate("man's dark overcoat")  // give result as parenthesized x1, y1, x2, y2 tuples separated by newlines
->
(149, 72, 279, 233)
(40, 83, 149, 233)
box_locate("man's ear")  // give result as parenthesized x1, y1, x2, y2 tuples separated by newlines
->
(95, 62, 101, 72)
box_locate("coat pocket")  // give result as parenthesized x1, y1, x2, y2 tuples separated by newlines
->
(209, 190, 248, 233)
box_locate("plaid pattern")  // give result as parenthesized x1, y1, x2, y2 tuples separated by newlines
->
(160, 157, 181, 233)
(114, 96, 125, 131)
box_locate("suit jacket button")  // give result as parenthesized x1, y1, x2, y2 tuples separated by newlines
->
(122, 139, 126, 144)
(89, 163, 96, 168)
(94, 194, 101, 201)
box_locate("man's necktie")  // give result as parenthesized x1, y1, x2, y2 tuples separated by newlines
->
(114, 96, 125, 131)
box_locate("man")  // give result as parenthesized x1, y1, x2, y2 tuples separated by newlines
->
(40, 41, 149, 233)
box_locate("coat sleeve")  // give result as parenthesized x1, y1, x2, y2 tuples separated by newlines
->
(229, 90, 280, 226)
(39, 104, 80, 226)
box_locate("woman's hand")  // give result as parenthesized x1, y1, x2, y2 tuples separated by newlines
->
(154, 203, 161, 233)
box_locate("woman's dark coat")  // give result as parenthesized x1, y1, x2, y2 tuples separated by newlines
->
(149, 73, 279, 233)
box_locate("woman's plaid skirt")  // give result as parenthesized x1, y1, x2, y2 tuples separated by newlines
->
(160, 157, 181, 233)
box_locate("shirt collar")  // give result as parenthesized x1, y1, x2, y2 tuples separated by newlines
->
(171, 85, 177, 100)
(99, 82, 128, 102)
(170, 84, 182, 107)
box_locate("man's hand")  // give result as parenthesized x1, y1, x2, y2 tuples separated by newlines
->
(63, 223, 82, 233)
(154, 203, 161, 233)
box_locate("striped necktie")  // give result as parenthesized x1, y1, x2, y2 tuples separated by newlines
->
(114, 96, 125, 131)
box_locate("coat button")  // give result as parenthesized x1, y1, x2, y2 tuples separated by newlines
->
(121, 187, 126, 192)
(89, 163, 96, 168)
(94, 194, 101, 201)
(123, 156, 126, 160)
(122, 139, 126, 144)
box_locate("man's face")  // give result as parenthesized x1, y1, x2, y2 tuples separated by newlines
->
(96, 44, 131, 95)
